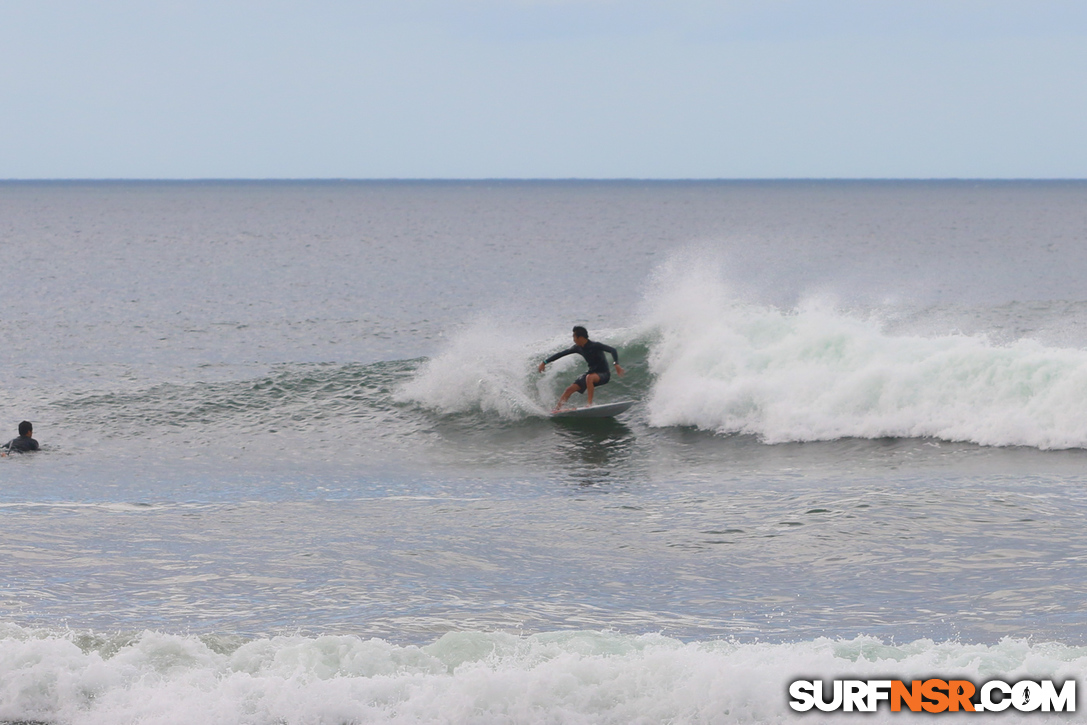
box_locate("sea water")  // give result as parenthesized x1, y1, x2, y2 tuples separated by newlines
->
(2, 180, 1087, 723)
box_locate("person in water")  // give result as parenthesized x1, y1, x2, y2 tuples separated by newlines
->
(538, 326, 624, 411)
(1, 421, 40, 456)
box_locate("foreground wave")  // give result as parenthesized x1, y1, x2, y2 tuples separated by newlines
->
(39, 264, 1087, 453)
(2, 625, 1085, 724)
(403, 261, 1087, 450)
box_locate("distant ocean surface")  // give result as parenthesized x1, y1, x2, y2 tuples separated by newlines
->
(3, 180, 1087, 723)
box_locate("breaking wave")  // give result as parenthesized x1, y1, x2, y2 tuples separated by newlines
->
(640, 259, 1087, 449)
(36, 257, 1087, 452)
(402, 256, 1087, 450)
(2, 625, 1084, 724)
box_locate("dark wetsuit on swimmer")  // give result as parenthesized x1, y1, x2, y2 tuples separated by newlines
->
(544, 341, 619, 392)
(2, 436, 39, 453)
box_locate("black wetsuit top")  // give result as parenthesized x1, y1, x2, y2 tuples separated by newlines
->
(3, 436, 39, 453)
(544, 340, 619, 374)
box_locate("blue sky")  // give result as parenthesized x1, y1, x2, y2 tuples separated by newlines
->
(2, 0, 1085, 178)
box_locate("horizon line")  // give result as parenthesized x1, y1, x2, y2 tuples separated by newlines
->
(2, 177, 1087, 183)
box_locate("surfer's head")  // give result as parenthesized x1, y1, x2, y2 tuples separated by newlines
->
(18, 421, 32, 437)
(572, 326, 589, 345)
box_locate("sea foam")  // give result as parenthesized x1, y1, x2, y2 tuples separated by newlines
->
(640, 259, 1087, 449)
(1, 625, 1084, 724)
(397, 320, 575, 418)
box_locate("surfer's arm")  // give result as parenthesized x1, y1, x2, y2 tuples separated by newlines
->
(599, 343, 624, 376)
(539, 346, 577, 371)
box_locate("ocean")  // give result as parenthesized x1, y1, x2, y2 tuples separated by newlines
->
(2, 180, 1087, 723)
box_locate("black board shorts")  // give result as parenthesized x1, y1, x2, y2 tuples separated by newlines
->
(574, 370, 610, 393)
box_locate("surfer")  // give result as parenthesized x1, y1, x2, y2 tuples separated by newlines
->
(538, 326, 624, 412)
(1, 421, 39, 456)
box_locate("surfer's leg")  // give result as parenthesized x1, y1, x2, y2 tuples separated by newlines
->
(585, 373, 600, 405)
(555, 383, 581, 411)
(556, 373, 590, 411)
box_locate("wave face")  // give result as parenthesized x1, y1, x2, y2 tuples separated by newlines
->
(2, 626, 1085, 725)
(397, 258, 1087, 451)
(24, 274, 1087, 462)
(638, 259, 1087, 449)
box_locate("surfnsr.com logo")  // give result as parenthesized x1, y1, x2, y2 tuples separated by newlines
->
(789, 679, 1076, 713)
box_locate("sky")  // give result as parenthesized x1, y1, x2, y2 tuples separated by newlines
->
(1, 0, 1086, 179)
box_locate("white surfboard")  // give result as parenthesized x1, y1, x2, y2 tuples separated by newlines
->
(551, 400, 636, 419)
